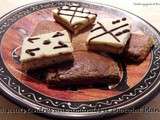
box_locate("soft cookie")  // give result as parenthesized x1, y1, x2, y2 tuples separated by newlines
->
(87, 17, 131, 54)
(53, 4, 97, 34)
(20, 30, 74, 70)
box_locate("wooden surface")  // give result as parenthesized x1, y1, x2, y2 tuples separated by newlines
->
(0, 0, 160, 120)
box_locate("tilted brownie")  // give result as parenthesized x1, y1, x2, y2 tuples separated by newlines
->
(87, 18, 131, 54)
(46, 51, 120, 87)
(124, 32, 154, 63)
(52, 4, 97, 34)
(20, 30, 73, 71)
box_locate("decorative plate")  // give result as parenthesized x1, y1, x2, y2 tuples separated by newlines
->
(0, 0, 160, 119)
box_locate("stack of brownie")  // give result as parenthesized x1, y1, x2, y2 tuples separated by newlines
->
(20, 3, 154, 87)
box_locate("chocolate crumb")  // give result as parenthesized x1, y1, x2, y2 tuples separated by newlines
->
(25, 48, 40, 56)
(52, 32, 64, 38)
(28, 37, 40, 43)
(43, 40, 51, 45)
(53, 41, 68, 49)
(122, 17, 127, 21)
(112, 20, 120, 24)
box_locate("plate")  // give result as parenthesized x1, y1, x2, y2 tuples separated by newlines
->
(0, 0, 160, 119)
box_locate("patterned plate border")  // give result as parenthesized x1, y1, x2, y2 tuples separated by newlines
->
(0, 0, 160, 118)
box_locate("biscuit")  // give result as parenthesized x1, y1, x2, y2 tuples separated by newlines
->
(53, 4, 97, 34)
(87, 18, 131, 54)
(20, 30, 74, 70)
